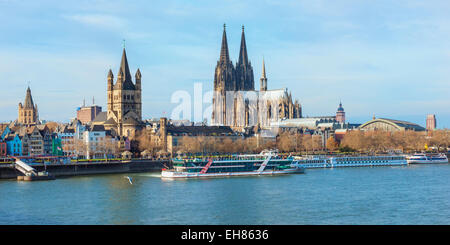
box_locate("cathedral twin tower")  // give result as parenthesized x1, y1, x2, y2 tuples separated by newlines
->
(212, 24, 301, 128)
(214, 24, 255, 92)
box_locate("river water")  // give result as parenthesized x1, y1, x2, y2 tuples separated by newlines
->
(1, 164, 449, 225)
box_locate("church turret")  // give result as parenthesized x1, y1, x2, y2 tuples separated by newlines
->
(116, 69, 124, 89)
(135, 68, 142, 119)
(107, 69, 114, 91)
(135, 68, 141, 89)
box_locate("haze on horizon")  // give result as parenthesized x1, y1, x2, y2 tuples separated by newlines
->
(0, 0, 449, 128)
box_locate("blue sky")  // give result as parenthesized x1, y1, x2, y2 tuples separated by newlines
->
(0, 0, 449, 128)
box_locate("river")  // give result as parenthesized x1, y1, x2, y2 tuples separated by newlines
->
(1, 164, 449, 224)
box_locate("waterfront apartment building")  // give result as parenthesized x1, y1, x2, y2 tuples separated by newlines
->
(82, 125, 119, 159)
(5, 134, 22, 156)
(28, 126, 45, 156)
(58, 128, 76, 156)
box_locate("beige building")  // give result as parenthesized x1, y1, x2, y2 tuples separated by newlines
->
(18, 87, 39, 126)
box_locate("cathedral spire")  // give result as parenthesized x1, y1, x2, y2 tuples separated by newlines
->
(260, 58, 267, 91)
(235, 25, 254, 91)
(219, 24, 230, 63)
(238, 25, 249, 65)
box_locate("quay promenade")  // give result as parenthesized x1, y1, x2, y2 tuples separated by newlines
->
(0, 159, 171, 179)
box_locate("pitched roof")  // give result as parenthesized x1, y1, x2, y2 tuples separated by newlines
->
(123, 117, 139, 125)
(104, 117, 117, 125)
(91, 125, 106, 132)
(92, 111, 107, 123)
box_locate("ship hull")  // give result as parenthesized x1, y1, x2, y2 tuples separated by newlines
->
(161, 167, 304, 179)
(407, 159, 448, 164)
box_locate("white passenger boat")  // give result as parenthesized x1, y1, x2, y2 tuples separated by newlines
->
(162, 150, 305, 179)
(293, 155, 407, 169)
(406, 153, 448, 164)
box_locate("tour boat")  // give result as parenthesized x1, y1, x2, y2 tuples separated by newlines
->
(406, 153, 448, 164)
(292, 155, 407, 169)
(161, 150, 305, 179)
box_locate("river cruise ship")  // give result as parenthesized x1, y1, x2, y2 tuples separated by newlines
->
(293, 155, 407, 169)
(406, 153, 448, 164)
(161, 150, 305, 179)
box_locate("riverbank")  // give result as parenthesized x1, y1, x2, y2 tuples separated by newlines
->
(0, 159, 171, 179)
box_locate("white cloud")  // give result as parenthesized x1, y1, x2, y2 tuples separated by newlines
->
(62, 14, 127, 30)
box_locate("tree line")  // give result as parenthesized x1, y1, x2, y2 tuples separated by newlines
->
(135, 129, 449, 155)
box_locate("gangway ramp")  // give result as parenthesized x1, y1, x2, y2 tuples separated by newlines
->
(257, 153, 273, 173)
(12, 157, 37, 176)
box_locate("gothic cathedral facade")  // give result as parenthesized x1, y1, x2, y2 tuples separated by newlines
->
(211, 25, 302, 129)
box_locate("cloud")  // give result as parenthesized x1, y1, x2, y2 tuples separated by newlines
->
(62, 14, 127, 30)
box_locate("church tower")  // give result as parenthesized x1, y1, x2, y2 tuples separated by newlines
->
(18, 86, 39, 126)
(213, 24, 236, 92)
(212, 24, 236, 125)
(336, 102, 345, 123)
(107, 48, 142, 136)
(235, 25, 254, 91)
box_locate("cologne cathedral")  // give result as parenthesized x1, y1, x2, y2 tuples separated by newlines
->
(211, 25, 302, 129)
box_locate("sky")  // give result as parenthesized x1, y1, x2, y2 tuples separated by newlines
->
(0, 0, 449, 128)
